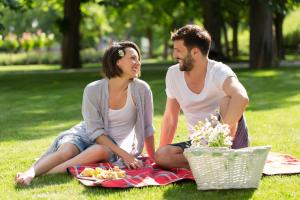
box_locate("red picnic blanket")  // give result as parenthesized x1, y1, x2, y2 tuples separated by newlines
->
(67, 152, 300, 188)
(263, 152, 300, 175)
(67, 157, 194, 188)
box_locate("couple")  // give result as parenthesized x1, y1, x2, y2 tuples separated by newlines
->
(16, 24, 249, 186)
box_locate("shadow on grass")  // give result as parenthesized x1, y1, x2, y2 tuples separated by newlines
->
(81, 186, 132, 198)
(15, 174, 73, 190)
(162, 180, 255, 200)
(0, 72, 94, 142)
(14, 173, 132, 198)
(0, 69, 167, 142)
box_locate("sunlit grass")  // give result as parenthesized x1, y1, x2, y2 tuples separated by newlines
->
(0, 64, 60, 72)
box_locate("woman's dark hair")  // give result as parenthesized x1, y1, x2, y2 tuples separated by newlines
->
(171, 24, 211, 56)
(102, 41, 141, 79)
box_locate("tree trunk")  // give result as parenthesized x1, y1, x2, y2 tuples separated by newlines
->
(222, 23, 230, 60)
(61, 0, 81, 69)
(231, 19, 239, 58)
(163, 39, 168, 59)
(146, 27, 153, 58)
(274, 12, 285, 60)
(203, 0, 223, 61)
(250, 0, 274, 69)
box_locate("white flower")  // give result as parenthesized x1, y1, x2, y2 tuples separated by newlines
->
(191, 115, 232, 148)
(118, 49, 125, 57)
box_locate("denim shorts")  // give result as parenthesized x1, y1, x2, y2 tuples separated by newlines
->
(57, 135, 92, 152)
(56, 134, 119, 163)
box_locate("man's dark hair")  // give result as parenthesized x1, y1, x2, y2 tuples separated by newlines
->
(171, 24, 211, 56)
(102, 41, 141, 79)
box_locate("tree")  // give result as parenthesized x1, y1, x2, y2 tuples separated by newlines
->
(152, 0, 194, 58)
(104, 0, 178, 58)
(61, 0, 81, 69)
(0, 0, 21, 32)
(80, 3, 110, 49)
(202, 0, 224, 61)
(273, 0, 286, 60)
(221, 0, 248, 59)
(271, 0, 298, 60)
(250, 0, 274, 69)
(0, 4, 61, 38)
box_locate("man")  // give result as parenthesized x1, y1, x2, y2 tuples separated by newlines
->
(154, 24, 249, 169)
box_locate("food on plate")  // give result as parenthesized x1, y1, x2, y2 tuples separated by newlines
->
(80, 166, 126, 180)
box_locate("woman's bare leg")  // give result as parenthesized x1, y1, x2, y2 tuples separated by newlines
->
(47, 144, 111, 174)
(15, 143, 80, 185)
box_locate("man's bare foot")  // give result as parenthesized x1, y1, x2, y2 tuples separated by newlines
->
(15, 169, 35, 186)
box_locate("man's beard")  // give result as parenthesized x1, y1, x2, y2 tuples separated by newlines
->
(179, 53, 194, 71)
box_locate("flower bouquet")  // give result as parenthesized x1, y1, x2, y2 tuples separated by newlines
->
(183, 115, 271, 190)
(190, 115, 232, 148)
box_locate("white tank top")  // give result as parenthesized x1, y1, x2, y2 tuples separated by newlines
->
(108, 85, 137, 154)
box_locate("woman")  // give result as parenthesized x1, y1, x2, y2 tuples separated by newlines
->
(16, 41, 155, 186)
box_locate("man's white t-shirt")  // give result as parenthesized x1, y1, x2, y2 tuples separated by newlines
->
(165, 59, 236, 136)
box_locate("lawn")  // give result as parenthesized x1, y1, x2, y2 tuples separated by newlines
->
(0, 64, 300, 199)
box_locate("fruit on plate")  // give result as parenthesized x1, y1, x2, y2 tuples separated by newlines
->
(80, 166, 126, 179)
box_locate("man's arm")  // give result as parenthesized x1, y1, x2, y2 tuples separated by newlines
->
(222, 76, 249, 136)
(159, 98, 181, 147)
(144, 135, 155, 160)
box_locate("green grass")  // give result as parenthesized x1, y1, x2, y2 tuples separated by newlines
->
(1, 65, 300, 199)
(0, 64, 60, 73)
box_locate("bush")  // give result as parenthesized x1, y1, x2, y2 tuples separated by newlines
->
(0, 48, 103, 66)
(2, 33, 19, 53)
(284, 29, 300, 50)
(80, 48, 103, 64)
(0, 31, 56, 53)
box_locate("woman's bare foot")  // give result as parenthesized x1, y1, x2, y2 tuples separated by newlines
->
(15, 168, 35, 186)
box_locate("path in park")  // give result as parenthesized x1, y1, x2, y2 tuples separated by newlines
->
(1, 60, 300, 75)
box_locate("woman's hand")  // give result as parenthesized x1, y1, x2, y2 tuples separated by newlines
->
(120, 153, 143, 169)
(95, 135, 143, 169)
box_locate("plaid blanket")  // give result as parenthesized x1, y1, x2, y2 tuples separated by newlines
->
(263, 152, 300, 175)
(68, 152, 300, 188)
(67, 157, 194, 188)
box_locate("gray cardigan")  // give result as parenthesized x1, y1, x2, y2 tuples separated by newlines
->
(42, 78, 154, 157)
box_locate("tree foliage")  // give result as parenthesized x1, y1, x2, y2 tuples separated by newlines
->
(1, 0, 300, 69)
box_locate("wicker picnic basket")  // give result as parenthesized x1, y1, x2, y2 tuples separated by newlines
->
(183, 146, 271, 190)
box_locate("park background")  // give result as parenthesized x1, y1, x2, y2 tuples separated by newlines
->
(0, 0, 300, 199)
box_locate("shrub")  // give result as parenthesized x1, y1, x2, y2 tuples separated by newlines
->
(2, 33, 19, 53)
(284, 29, 300, 50)
(0, 48, 103, 66)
